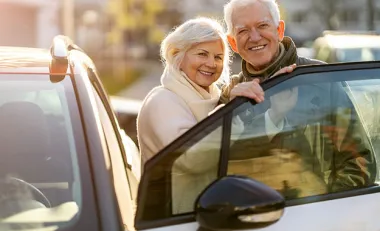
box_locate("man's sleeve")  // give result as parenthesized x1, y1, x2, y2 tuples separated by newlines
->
(328, 83, 377, 191)
(219, 74, 242, 104)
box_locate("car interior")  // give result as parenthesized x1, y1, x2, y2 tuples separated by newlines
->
(0, 79, 80, 227)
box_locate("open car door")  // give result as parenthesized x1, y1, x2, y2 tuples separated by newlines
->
(135, 61, 380, 231)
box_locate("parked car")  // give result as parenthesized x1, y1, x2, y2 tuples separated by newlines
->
(3, 35, 380, 231)
(110, 95, 142, 147)
(313, 31, 380, 63)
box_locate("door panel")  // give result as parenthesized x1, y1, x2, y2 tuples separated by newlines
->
(258, 193, 380, 231)
(143, 193, 380, 231)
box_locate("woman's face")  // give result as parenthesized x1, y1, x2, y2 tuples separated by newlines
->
(180, 40, 224, 91)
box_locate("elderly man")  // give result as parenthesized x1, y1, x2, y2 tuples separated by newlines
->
(221, 0, 375, 195)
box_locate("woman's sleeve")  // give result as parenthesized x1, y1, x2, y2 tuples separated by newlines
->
(141, 94, 198, 150)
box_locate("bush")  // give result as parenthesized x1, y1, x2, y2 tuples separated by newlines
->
(98, 67, 144, 95)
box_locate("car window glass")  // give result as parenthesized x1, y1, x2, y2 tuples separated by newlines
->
(337, 48, 380, 62)
(137, 117, 223, 222)
(228, 69, 379, 200)
(171, 126, 223, 214)
(0, 74, 84, 229)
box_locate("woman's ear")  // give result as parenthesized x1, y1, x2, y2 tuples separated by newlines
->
(227, 35, 239, 53)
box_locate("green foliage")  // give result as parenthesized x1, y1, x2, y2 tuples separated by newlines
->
(98, 67, 144, 95)
(106, 0, 165, 45)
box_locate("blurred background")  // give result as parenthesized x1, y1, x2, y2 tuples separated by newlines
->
(0, 0, 379, 99)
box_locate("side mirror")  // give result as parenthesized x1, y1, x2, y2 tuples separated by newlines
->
(195, 175, 285, 230)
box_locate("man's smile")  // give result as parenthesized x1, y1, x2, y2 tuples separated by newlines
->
(248, 45, 266, 51)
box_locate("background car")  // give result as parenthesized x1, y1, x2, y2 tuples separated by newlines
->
(110, 95, 142, 147)
(313, 31, 380, 63)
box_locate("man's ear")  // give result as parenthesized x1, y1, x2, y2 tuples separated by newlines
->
(227, 35, 239, 53)
(277, 20, 285, 41)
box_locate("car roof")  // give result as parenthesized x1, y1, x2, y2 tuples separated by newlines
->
(316, 34, 380, 49)
(110, 96, 142, 115)
(0, 46, 53, 73)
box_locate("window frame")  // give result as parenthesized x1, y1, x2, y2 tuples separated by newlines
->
(136, 60, 380, 230)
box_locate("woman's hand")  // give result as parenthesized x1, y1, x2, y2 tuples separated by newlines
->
(230, 78, 264, 103)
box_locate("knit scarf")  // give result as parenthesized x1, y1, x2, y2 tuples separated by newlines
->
(241, 36, 298, 82)
(160, 67, 221, 122)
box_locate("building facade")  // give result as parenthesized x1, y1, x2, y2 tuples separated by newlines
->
(0, 0, 60, 48)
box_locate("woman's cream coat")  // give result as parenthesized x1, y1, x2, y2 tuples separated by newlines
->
(137, 67, 221, 165)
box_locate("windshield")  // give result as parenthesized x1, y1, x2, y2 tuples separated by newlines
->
(0, 74, 85, 230)
(336, 48, 380, 62)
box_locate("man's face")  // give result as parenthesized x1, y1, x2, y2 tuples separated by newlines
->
(228, 1, 285, 71)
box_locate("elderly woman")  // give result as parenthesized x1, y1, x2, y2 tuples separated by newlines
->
(137, 17, 264, 213)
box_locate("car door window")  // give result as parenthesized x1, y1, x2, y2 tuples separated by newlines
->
(228, 69, 378, 200)
(171, 124, 223, 214)
(136, 116, 224, 225)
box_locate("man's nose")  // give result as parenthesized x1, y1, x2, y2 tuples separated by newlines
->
(249, 28, 261, 42)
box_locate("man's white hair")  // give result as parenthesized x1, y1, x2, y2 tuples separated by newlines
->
(224, 0, 281, 35)
(160, 17, 231, 83)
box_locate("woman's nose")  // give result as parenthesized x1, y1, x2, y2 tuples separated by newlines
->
(206, 57, 216, 68)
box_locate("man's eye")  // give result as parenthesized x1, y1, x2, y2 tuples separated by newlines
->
(215, 56, 223, 60)
(259, 24, 269, 28)
(238, 29, 247, 34)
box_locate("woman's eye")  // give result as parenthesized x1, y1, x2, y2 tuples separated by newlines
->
(198, 53, 207, 56)
(215, 56, 223, 60)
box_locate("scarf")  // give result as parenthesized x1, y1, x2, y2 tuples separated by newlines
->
(241, 36, 298, 82)
(160, 67, 221, 122)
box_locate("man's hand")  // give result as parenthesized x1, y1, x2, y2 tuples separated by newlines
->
(230, 78, 264, 103)
(272, 64, 297, 78)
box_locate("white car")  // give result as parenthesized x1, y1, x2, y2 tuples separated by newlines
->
(4, 35, 380, 231)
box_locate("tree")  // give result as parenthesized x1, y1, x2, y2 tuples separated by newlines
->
(367, 0, 375, 30)
(106, 0, 165, 46)
(312, 0, 341, 30)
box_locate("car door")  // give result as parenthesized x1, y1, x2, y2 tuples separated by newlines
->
(135, 61, 380, 231)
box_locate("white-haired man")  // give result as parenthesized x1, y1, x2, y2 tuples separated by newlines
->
(221, 0, 375, 194)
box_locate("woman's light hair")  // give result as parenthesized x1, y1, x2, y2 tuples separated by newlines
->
(224, 0, 280, 35)
(160, 17, 231, 84)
